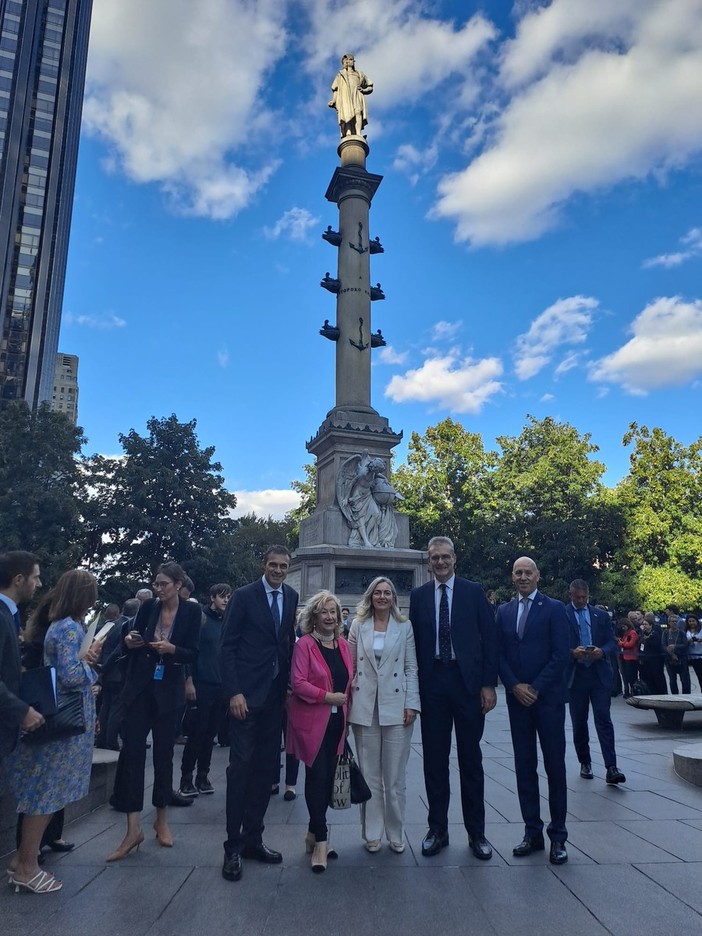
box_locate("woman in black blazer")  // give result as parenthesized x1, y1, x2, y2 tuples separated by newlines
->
(107, 562, 200, 861)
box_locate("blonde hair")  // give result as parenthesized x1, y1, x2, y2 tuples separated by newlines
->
(298, 590, 343, 638)
(354, 576, 406, 624)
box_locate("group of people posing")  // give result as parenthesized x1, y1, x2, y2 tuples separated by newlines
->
(1, 537, 634, 892)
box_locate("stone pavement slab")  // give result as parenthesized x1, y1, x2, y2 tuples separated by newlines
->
(2, 689, 702, 935)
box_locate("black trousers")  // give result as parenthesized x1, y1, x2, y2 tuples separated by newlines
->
(95, 682, 122, 750)
(507, 696, 567, 844)
(568, 667, 617, 767)
(180, 682, 226, 779)
(639, 657, 667, 694)
(419, 661, 486, 838)
(224, 678, 283, 855)
(112, 690, 176, 812)
(620, 659, 638, 696)
(666, 659, 691, 694)
(305, 711, 343, 842)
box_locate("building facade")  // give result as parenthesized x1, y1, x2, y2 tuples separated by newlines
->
(49, 350, 77, 421)
(0, 0, 92, 409)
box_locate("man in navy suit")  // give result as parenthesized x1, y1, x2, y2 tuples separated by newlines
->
(410, 536, 499, 861)
(497, 556, 570, 864)
(0, 551, 44, 759)
(566, 579, 626, 785)
(220, 546, 298, 881)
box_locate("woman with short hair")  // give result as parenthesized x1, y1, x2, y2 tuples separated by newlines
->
(286, 590, 352, 872)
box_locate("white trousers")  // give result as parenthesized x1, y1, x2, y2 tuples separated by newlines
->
(352, 706, 413, 845)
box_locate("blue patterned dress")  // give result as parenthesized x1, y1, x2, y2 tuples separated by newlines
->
(7, 617, 97, 814)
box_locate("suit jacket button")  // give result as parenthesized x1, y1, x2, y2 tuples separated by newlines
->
(395, 688, 399, 692)
(393, 673, 398, 677)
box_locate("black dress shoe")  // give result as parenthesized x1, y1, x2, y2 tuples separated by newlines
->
(222, 852, 242, 881)
(606, 766, 626, 784)
(170, 789, 194, 807)
(468, 836, 493, 860)
(580, 762, 594, 780)
(47, 839, 75, 853)
(549, 842, 568, 865)
(421, 830, 449, 857)
(512, 835, 545, 857)
(240, 842, 283, 864)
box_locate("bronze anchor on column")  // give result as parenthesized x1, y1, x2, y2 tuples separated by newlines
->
(349, 317, 369, 352)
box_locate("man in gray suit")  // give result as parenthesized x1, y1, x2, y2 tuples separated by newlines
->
(0, 551, 44, 758)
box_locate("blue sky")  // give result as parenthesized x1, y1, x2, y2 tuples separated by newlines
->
(61, 0, 702, 517)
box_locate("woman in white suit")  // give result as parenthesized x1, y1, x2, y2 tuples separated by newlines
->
(348, 576, 420, 853)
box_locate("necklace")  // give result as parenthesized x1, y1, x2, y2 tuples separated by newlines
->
(312, 629, 335, 645)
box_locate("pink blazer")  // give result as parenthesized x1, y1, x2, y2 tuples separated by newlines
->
(286, 634, 352, 768)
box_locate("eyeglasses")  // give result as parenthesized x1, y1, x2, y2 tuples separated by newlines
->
(152, 580, 174, 590)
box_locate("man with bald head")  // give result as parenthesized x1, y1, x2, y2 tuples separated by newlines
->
(497, 557, 571, 864)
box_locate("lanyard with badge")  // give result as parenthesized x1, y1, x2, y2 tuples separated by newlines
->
(153, 614, 174, 681)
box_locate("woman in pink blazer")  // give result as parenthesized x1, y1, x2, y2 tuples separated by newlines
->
(286, 590, 352, 873)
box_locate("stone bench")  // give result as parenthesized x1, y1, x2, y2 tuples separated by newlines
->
(625, 693, 702, 729)
(0, 747, 119, 857)
(673, 743, 702, 787)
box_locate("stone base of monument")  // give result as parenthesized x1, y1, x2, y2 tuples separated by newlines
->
(288, 542, 428, 615)
(673, 743, 702, 787)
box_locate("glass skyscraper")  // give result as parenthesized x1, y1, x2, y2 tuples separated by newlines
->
(0, 0, 92, 408)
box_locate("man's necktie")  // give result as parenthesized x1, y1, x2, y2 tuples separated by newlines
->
(517, 597, 530, 639)
(270, 591, 281, 635)
(12, 610, 21, 635)
(270, 591, 281, 680)
(438, 583, 451, 663)
(577, 608, 593, 666)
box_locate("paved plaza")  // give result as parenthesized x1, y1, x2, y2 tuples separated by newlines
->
(3, 690, 702, 936)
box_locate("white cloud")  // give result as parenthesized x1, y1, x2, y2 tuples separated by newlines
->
(233, 488, 301, 520)
(264, 207, 320, 242)
(384, 350, 503, 414)
(377, 346, 409, 366)
(392, 142, 438, 185)
(540, 393, 555, 402)
(593, 296, 702, 394)
(83, 0, 286, 219)
(643, 227, 702, 268)
(217, 348, 230, 368)
(554, 351, 580, 377)
(433, 0, 702, 245)
(514, 296, 597, 380)
(431, 320, 462, 341)
(64, 312, 126, 329)
(300, 2, 496, 114)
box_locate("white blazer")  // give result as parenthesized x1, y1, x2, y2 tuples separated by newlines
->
(347, 616, 421, 726)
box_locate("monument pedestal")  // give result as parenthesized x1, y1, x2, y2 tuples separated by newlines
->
(287, 543, 427, 617)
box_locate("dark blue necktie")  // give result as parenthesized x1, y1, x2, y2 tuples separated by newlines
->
(270, 591, 281, 680)
(13, 610, 21, 634)
(438, 584, 451, 662)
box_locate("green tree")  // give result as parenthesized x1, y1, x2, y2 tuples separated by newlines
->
(285, 463, 317, 547)
(490, 415, 613, 598)
(609, 423, 702, 609)
(83, 414, 237, 588)
(392, 418, 498, 579)
(0, 402, 86, 582)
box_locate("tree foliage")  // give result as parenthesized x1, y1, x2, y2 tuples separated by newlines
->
(0, 402, 86, 583)
(83, 414, 237, 588)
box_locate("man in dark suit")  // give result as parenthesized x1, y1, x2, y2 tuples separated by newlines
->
(0, 551, 44, 759)
(497, 556, 570, 865)
(566, 579, 626, 785)
(410, 536, 498, 861)
(220, 545, 298, 881)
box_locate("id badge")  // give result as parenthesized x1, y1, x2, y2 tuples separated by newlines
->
(153, 663, 165, 681)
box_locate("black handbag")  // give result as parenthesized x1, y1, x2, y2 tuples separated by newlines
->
(23, 690, 86, 744)
(345, 740, 372, 804)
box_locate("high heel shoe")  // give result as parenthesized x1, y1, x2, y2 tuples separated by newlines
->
(106, 831, 144, 862)
(10, 870, 62, 894)
(153, 824, 173, 848)
(311, 841, 328, 873)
